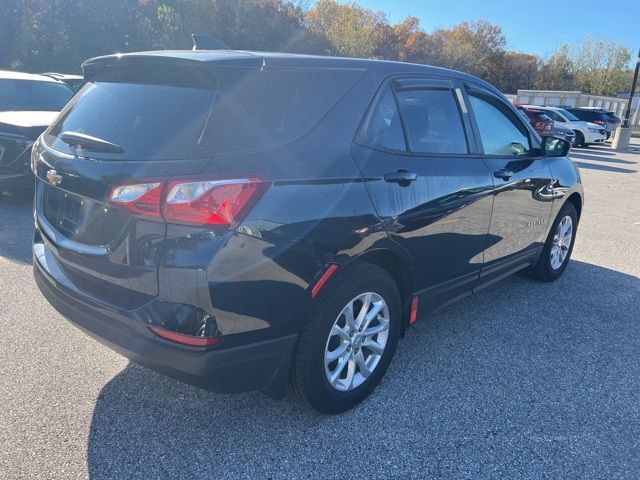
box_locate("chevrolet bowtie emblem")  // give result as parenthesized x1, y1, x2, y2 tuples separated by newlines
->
(46, 169, 62, 186)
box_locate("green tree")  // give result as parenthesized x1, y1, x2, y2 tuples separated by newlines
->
(392, 16, 430, 63)
(439, 20, 507, 79)
(305, 0, 380, 57)
(493, 52, 541, 94)
(570, 35, 631, 95)
(0, 0, 634, 99)
(536, 45, 576, 91)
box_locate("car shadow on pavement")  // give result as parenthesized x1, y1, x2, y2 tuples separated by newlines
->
(0, 193, 34, 265)
(86, 260, 640, 479)
(569, 152, 637, 165)
(573, 161, 637, 174)
(571, 146, 617, 156)
(588, 144, 640, 156)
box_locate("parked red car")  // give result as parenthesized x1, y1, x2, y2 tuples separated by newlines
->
(517, 106, 554, 135)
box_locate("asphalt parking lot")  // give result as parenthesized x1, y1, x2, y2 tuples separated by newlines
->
(1, 143, 639, 479)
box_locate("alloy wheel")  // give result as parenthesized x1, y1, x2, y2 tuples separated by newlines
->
(324, 292, 390, 392)
(550, 215, 573, 270)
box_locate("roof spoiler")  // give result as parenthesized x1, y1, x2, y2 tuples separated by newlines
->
(192, 34, 229, 51)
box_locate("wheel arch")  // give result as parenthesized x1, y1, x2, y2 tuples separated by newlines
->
(571, 129, 584, 145)
(351, 248, 414, 330)
(566, 192, 582, 220)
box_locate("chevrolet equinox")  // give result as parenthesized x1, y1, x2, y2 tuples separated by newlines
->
(32, 49, 583, 413)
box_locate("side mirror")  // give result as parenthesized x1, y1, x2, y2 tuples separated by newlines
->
(542, 136, 570, 157)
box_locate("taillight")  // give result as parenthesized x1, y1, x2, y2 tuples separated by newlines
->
(532, 120, 553, 132)
(108, 177, 267, 228)
(163, 178, 265, 227)
(109, 182, 163, 218)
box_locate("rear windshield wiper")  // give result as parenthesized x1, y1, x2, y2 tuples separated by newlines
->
(59, 131, 124, 154)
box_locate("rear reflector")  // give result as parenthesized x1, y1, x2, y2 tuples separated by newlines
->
(149, 325, 222, 347)
(409, 296, 419, 325)
(311, 264, 338, 298)
(108, 177, 268, 227)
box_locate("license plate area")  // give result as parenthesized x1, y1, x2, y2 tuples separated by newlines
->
(60, 193, 82, 234)
(41, 182, 129, 247)
(44, 187, 84, 238)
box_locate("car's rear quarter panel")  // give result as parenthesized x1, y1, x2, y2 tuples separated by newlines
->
(159, 67, 392, 340)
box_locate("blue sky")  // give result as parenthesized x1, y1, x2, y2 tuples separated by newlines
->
(356, 0, 639, 61)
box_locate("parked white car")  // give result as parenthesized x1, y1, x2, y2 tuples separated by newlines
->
(523, 105, 606, 148)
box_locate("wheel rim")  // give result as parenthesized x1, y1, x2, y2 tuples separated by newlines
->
(324, 292, 390, 392)
(550, 215, 573, 270)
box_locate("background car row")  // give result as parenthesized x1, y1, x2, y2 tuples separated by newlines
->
(563, 107, 621, 138)
(517, 104, 608, 148)
(0, 70, 74, 195)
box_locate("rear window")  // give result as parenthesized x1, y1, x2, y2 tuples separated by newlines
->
(0, 79, 72, 111)
(524, 110, 552, 121)
(46, 65, 224, 160)
(47, 64, 260, 160)
(220, 68, 362, 152)
(556, 108, 579, 121)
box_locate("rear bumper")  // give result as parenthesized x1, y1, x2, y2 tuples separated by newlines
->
(33, 243, 298, 395)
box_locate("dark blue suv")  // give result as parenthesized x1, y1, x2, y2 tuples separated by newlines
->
(32, 49, 583, 413)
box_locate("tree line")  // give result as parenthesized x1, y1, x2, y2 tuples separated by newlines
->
(0, 0, 633, 95)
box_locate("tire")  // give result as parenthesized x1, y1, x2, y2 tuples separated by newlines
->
(529, 202, 578, 282)
(572, 131, 583, 148)
(290, 263, 401, 414)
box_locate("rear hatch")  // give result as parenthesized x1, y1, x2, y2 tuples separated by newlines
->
(34, 53, 261, 302)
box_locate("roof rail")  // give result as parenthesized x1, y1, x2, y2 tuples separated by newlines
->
(191, 34, 230, 51)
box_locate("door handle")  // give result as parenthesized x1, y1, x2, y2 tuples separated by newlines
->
(384, 169, 417, 186)
(494, 168, 514, 180)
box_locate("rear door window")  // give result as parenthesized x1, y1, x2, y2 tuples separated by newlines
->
(572, 110, 597, 121)
(395, 88, 468, 154)
(556, 109, 579, 121)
